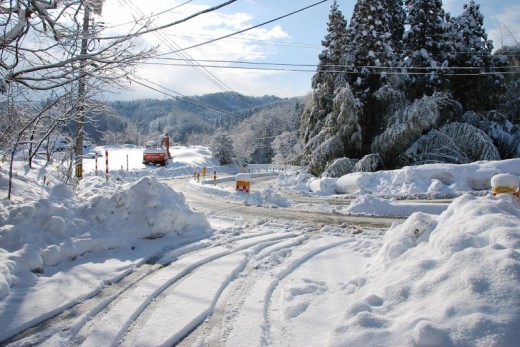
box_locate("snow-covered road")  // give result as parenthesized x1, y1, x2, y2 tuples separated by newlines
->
(2, 174, 386, 347)
(165, 176, 405, 228)
(3, 149, 519, 346)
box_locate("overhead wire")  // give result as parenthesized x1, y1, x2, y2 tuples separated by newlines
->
(98, 0, 195, 30)
(158, 0, 328, 56)
(115, 0, 251, 107)
(142, 59, 520, 76)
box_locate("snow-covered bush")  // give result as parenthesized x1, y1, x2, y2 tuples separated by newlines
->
(400, 122, 500, 166)
(308, 135, 345, 176)
(372, 93, 463, 168)
(353, 153, 385, 172)
(463, 111, 520, 159)
(323, 157, 358, 178)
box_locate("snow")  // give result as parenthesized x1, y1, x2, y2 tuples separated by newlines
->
(1, 146, 520, 346)
(491, 173, 519, 188)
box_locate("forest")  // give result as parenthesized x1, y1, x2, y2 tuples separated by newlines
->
(300, 0, 520, 177)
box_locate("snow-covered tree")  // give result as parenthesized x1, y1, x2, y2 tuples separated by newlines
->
(498, 78, 520, 125)
(399, 122, 500, 165)
(343, 0, 405, 154)
(272, 131, 303, 165)
(211, 132, 234, 165)
(303, 85, 362, 176)
(463, 111, 520, 159)
(303, 1, 348, 144)
(402, 0, 450, 98)
(232, 98, 303, 164)
(448, 1, 502, 112)
(372, 93, 463, 168)
(319, 0, 349, 71)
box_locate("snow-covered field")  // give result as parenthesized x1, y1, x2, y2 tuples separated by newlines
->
(1, 145, 520, 346)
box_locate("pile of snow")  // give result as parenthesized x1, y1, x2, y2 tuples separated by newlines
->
(329, 193, 520, 346)
(192, 176, 291, 208)
(344, 195, 448, 217)
(279, 159, 520, 198)
(0, 173, 211, 300)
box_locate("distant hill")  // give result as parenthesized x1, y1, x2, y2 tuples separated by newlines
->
(83, 92, 300, 145)
(108, 92, 283, 128)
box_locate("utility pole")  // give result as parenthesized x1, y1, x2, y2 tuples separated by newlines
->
(75, 4, 90, 179)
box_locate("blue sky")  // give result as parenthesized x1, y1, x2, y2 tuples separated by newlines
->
(104, 0, 520, 101)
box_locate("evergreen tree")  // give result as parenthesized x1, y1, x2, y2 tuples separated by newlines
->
(449, 1, 500, 112)
(211, 132, 234, 165)
(318, 0, 349, 71)
(402, 0, 450, 98)
(303, 0, 348, 143)
(387, 0, 406, 58)
(343, 0, 405, 154)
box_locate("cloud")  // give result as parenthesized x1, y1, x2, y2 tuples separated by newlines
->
(488, 4, 520, 47)
(101, 1, 296, 100)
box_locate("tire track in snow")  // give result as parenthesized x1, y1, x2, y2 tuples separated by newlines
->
(210, 236, 352, 346)
(77, 231, 301, 347)
(260, 239, 355, 345)
(178, 234, 311, 347)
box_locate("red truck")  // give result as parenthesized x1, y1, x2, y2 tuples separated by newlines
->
(142, 133, 171, 166)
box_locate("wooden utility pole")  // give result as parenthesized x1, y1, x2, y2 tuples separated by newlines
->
(75, 4, 90, 179)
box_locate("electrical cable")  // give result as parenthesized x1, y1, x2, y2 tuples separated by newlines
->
(117, 0, 250, 107)
(141, 61, 520, 75)
(159, 0, 329, 55)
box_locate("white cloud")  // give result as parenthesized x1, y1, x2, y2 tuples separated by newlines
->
(101, 1, 296, 100)
(488, 4, 520, 47)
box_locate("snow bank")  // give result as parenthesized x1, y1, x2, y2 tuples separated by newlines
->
(329, 194, 520, 346)
(277, 159, 511, 198)
(0, 176, 211, 300)
(345, 195, 448, 217)
(277, 171, 336, 195)
(329, 159, 520, 198)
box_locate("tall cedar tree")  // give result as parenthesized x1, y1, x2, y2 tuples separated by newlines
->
(344, 0, 405, 154)
(318, 0, 349, 70)
(449, 1, 499, 112)
(304, 0, 348, 142)
(403, 0, 450, 99)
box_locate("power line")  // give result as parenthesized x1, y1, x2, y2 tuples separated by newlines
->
(99, 0, 194, 30)
(153, 57, 520, 69)
(142, 60, 520, 75)
(159, 0, 329, 55)
(117, 0, 250, 107)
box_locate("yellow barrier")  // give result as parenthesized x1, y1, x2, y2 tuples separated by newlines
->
(236, 180, 250, 193)
(236, 173, 251, 193)
(492, 186, 517, 195)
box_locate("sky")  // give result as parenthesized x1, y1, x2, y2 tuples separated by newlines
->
(1, 145, 520, 345)
(97, 0, 520, 101)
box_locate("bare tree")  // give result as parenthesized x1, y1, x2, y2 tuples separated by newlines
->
(0, 0, 237, 198)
